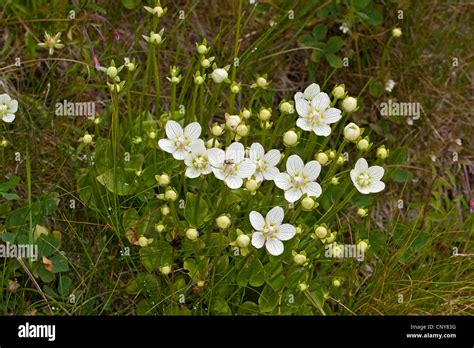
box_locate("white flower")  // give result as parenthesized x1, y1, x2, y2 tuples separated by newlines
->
(184, 139, 212, 178)
(0, 94, 18, 123)
(274, 154, 322, 203)
(350, 158, 385, 194)
(250, 206, 296, 256)
(208, 142, 256, 189)
(248, 142, 281, 182)
(339, 23, 350, 34)
(158, 120, 201, 160)
(295, 92, 342, 136)
(385, 79, 396, 92)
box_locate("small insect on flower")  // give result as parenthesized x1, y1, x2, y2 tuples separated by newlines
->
(158, 120, 202, 160)
(37, 32, 65, 55)
(250, 206, 296, 256)
(274, 154, 322, 203)
(350, 158, 385, 194)
(207, 142, 256, 189)
(0, 93, 18, 123)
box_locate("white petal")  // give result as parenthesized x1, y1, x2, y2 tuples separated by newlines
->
(295, 98, 310, 117)
(226, 142, 245, 163)
(274, 173, 291, 190)
(265, 206, 284, 226)
(311, 92, 330, 110)
(207, 148, 225, 167)
(2, 113, 15, 123)
(294, 91, 304, 100)
(249, 211, 265, 230)
(249, 143, 264, 162)
(355, 158, 368, 173)
(303, 161, 321, 181)
(8, 99, 18, 113)
(254, 171, 264, 183)
(367, 165, 385, 181)
(158, 139, 176, 154)
(285, 188, 302, 203)
(355, 184, 371, 195)
(225, 175, 243, 189)
(369, 180, 385, 193)
(236, 162, 256, 179)
(185, 166, 201, 178)
(165, 120, 183, 139)
(296, 117, 313, 131)
(251, 232, 265, 249)
(324, 108, 342, 123)
(212, 168, 226, 180)
(202, 165, 213, 175)
(303, 83, 320, 99)
(184, 122, 202, 141)
(263, 166, 280, 181)
(277, 224, 296, 241)
(189, 139, 206, 155)
(184, 154, 193, 166)
(173, 149, 187, 160)
(265, 238, 284, 256)
(0, 94, 11, 104)
(313, 123, 331, 137)
(264, 149, 281, 166)
(304, 182, 322, 198)
(286, 155, 304, 176)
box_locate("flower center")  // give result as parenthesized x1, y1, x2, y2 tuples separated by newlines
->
(0, 104, 7, 113)
(356, 172, 371, 187)
(223, 161, 237, 176)
(262, 224, 278, 238)
(174, 136, 189, 150)
(292, 175, 306, 189)
(256, 159, 267, 172)
(193, 156, 207, 169)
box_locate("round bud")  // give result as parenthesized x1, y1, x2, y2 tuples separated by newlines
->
(376, 146, 389, 159)
(283, 130, 298, 147)
(301, 197, 315, 210)
(357, 139, 369, 151)
(332, 85, 345, 99)
(186, 228, 199, 241)
(149, 131, 157, 139)
(357, 208, 368, 217)
(211, 125, 224, 137)
(197, 44, 207, 55)
(197, 280, 205, 288)
(315, 152, 329, 165)
(211, 68, 228, 83)
(160, 265, 171, 275)
(226, 115, 241, 130)
(216, 215, 231, 229)
(279, 102, 293, 114)
(296, 226, 302, 234)
(138, 236, 148, 247)
(155, 224, 165, 232)
(236, 234, 250, 248)
(330, 177, 340, 185)
(342, 96, 357, 112)
(201, 59, 211, 68)
(231, 85, 240, 94)
(165, 189, 177, 201)
(256, 76, 267, 88)
(161, 205, 170, 216)
(332, 279, 341, 288)
(258, 108, 271, 121)
(106, 66, 118, 78)
(150, 33, 162, 44)
(245, 179, 258, 192)
(194, 76, 204, 85)
(241, 109, 251, 119)
(358, 240, 369, 253)
(82, 134, 93, 144)
(326, 232, 336, 243)
(293, 253, 307, 265)
(315, 226, 328, 239)
(157, 174, 170, 186)
(343, 122, 361, 142)
(328, 150, 336, 159)
(336, 156, 344, 165)
(392, 27, 402, 38)
(236, 124, 249, 137)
